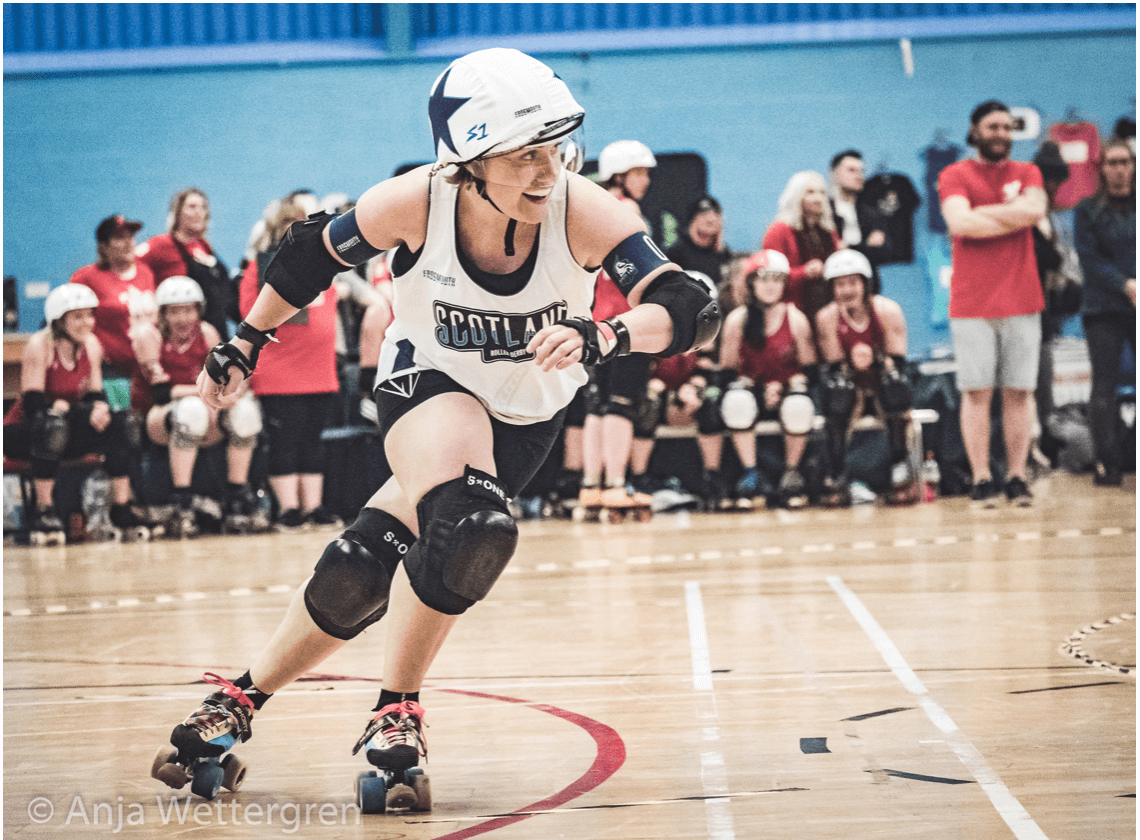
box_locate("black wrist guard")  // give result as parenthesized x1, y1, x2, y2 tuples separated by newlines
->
(262, 211, 346, 309)
(556, 316, 630, 366)
(151, 382, 174, 406)
(22, 390, 47, 417)
(235, 320, 278, 357)
(205, 321, 278, 385)
(81, 389, 108, 405)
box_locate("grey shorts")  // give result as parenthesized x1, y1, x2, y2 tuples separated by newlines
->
(950, 313, 1042, 391)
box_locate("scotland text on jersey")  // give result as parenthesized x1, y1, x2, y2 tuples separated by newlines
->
(433, 300, 569, 362)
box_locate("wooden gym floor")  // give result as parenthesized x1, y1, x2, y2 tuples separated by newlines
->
(4, 470, 1134, 839)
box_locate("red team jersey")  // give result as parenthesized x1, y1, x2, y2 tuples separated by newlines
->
(137, 234, 216, 285)
(130, 327, 210, 414)
(937, 159, 1044, 319)
(4, 343, 94, 425)
(836, 301, 887, 389)
(1047, 121, 1101, 211)
(652, 353, 702, 391)
(739, 307, 801, 386)
(70, 262, 157, 370)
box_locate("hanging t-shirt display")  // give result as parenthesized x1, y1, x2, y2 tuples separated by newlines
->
(856, 173, 921, 264)
(1047, 121, 1101, 210)
(923, 144, 961, 234)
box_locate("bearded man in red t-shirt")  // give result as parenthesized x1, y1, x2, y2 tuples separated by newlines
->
(938, 100, 1047, 508)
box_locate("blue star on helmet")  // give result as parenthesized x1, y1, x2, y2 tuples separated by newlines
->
(428, 68, 470, 157)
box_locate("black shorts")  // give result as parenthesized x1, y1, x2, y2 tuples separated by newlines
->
(374, 369, 566, 498)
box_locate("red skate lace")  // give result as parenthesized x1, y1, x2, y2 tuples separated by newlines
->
(355, 700, 428, 758)
(182, 673, 255, 741)
(201, 672, 256, 711)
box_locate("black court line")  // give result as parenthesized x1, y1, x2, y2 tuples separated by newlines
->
(1008, 681, 1126, 694)
(869, 769, 975, 785)
(842, 707, 915, 721)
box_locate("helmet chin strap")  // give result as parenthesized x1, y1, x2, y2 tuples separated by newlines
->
(474, 177, 518, 257)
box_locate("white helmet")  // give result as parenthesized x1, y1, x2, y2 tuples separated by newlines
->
(824, 249, 873, 281)
(44, 283, 99, 326)
(740, 249, 791, 278)
(155, 276, 205, 311)
(429, 48, 584, 167)
(598, 140, 657, 181)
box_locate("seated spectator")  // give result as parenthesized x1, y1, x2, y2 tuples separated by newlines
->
(131, 277, 265, 537)
(1075, 138, 1136, 486)
(814, 250, 914, 505)
(718, 250, 818, 508)
(241, 195, 341, 529)
(829, 150, 886, 293)
(667, 195, 732, 291)
(763, 171, 842, 330)
(137, 188, 235, 339)
(4, 284, 136, 542)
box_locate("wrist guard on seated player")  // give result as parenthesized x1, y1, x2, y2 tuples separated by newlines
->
(261, 211, 347, 309)
(639, 269, 721, 357)
(556, 316, 631, 365)
(204, 321, 278, 386)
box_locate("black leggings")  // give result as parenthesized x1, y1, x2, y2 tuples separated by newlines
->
(3, 408, 131, 479)
(1083, 312, 1136, 469)
(259, 393, 336, 476)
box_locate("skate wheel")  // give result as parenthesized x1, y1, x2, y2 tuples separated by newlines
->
(220, 752, 247, 791)
(570, 505, 588, 522)
(601, 509, 623, 524)
(386, 781, 417, 810)
(633, 508, 653, 522)
(357, 771, 387, 814)
(154, 761, 190, 790)
(190, 761, 224, 800)
(131, 526, 151, 542)
(151, 746, 178, 780)
(407, 767, 432, 812)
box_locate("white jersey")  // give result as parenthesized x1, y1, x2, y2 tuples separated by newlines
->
(377, 168, 596, 424)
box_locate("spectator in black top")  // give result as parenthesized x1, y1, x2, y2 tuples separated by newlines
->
(829, 150, 886, 294)
(666, 196, 732, 293)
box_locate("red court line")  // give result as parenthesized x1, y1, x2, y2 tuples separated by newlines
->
(432, 688, 627, 840)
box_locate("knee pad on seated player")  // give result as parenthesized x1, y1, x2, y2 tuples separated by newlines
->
(304, 507, 416, 640)
(30, 410, 69, 462)
(221, 394, 262, 449)
(822, 371, 857, 420)
(633, 389, 663, 438)
(605, 393, 638, 423)
(720, 386, 758, 431)
(167, 396, 210, 447)
(879, 369, 913, 415)
(403, 466, 518, 616)
(779, 392, 815, 435)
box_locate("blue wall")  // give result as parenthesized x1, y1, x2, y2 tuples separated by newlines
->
(4, 28, 1135, 356)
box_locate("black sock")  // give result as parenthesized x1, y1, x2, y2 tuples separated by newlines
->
(227, 482, 246, 500)
(232, 671, 273, 711)
(374, 689, 420, 712)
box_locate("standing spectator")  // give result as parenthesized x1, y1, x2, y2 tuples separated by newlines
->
(3, 284, 133, 542)
(240, 195, 341, 529)
(938, 100, 1047, 507)
(763, 171, 842, 330)
(1075, 138, 1136, 486)
(131, 277, 265, 537)
(719, 250, 817, 508)
(829, 150, 886, 293)
(815, 250, 914, 505)
(1030, 142, 1083, 463)
(137, 188, 234, 340)
(666, 195, 733, 292)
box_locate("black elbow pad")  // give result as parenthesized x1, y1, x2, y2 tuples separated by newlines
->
(641, 270, 722, 357)
(262, 212, 346, 309)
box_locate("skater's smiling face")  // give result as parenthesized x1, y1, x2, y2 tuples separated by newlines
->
(59, 308, 95, 343)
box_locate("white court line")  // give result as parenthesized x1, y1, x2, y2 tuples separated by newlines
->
(827, 575, 1049, 840)
(684, 581, 714, 692)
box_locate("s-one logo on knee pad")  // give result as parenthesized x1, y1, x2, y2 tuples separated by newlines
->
(467, 474, 507, 503)
(384, 530, 410, 555)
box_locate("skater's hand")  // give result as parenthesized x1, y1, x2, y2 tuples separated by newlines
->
(198, 364, 246, 409)
(89, 401, 111, 432)
(764, 381, 782, 409)
(528, 322, 588, 371)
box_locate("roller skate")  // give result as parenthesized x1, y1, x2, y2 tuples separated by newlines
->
(774, 467, 809, 509)
(733, 467, 773, 511)
(698, 470, 730, 512)
(820, 476, 852, 508)
(886, 460, 921, 506)
(28, 506, 66, 547)
(546, 469, 583, 519)
(166, 494, 198, 539)
(599, 485, 653, 523)
(223, 485, 267, 534)
(151, 673, 253, 801)
(305, 506, 344, 529)
(352, 701, 432, 814)
(571, 485, 604, 522)
(107, 502, 156, 542)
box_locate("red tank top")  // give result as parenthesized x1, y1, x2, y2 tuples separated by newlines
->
(653, 352, 701, 391)
(130, 327, 210, 412)
(836, 300, 886, 388)
(592, 272, 631, 320)
(4, 341, 93, 424)
(739, 306, 800, 385)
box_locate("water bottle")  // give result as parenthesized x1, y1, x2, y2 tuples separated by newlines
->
(921, 451, 941, 502)
(82, 469, 112, 538)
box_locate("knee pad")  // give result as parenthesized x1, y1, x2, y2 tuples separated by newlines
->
(582, 369, 604, 416)
(304, 508, 416, 640)
(879, 369, 913, 415)
(605, 393, 638, 423)
(221, 395, 262, 449)
(633, 389, 663, 439)
(822, 369, 857, 421)
(167, 396, 210, 447)
(779, 392, 815, 435)
(30, 410, 69, 462)
(721, 385, 759, 431)
(403, 466, 518, 616)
